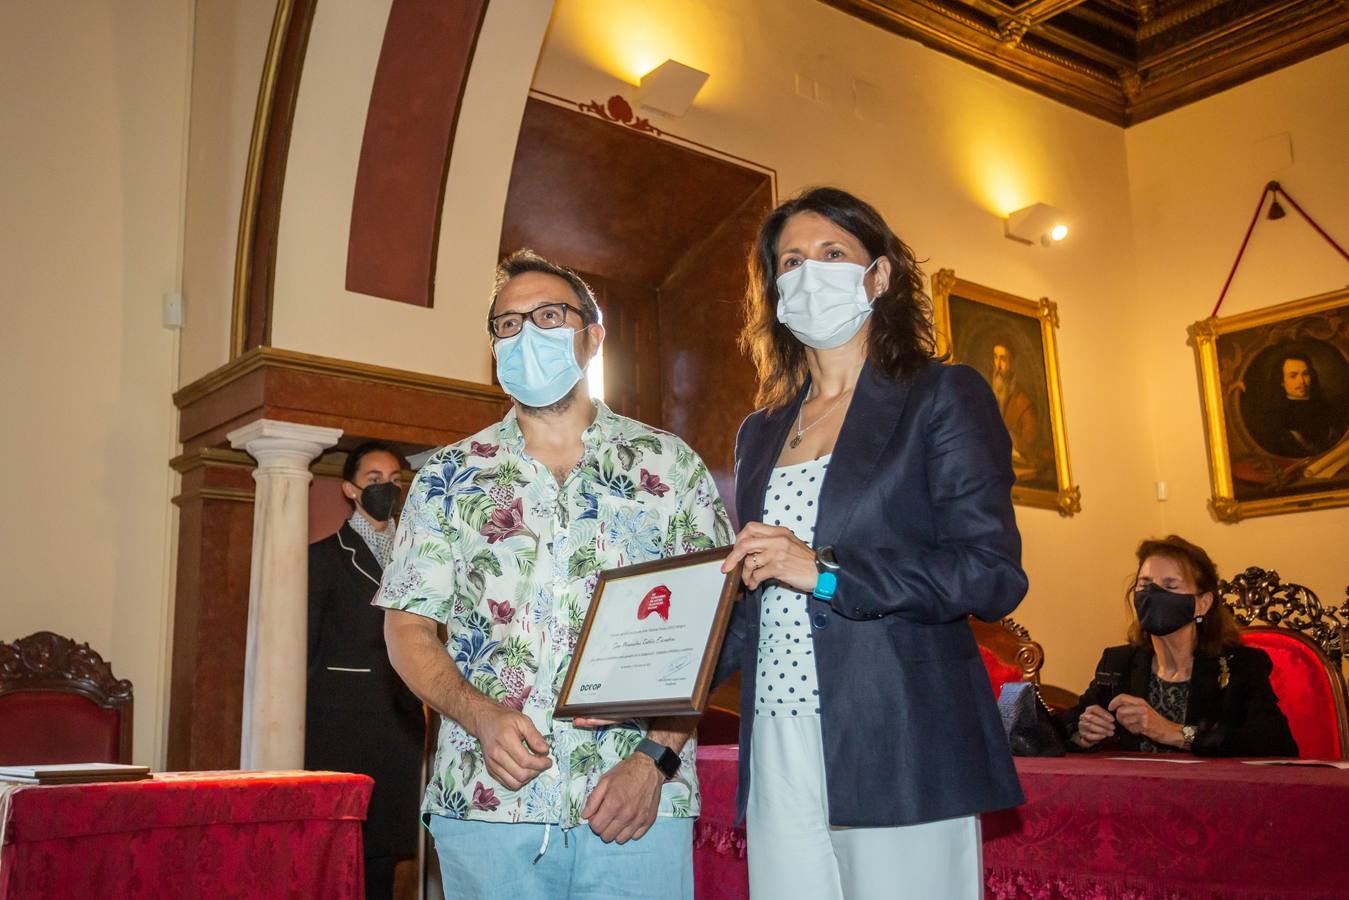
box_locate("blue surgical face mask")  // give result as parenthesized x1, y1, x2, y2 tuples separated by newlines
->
(494, 321, 585, 408)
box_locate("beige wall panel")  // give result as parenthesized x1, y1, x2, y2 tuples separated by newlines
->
(269, 0, 556, 382)
(0, 0, 191, 767)
(1127, 46, 1349, 616)
(180, 0, 277, 385)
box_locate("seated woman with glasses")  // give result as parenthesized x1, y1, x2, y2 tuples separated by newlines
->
(1059, 534, 1297, 757)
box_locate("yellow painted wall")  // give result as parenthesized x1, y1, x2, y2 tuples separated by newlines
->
(532, 0, 1158, 691)
(268, 0, 557, 380)
(179, 0, 276, 385)
(1127, 45, 1349, 612)
(0, 0, 192, 767)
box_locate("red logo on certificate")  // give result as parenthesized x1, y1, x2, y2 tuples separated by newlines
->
(637, 585, 672, 622)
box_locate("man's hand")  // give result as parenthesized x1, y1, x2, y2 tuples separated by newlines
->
(466, 702, 552, 791)
(581, 754, 664, 843)
(1071, 703, 1115, 748)
(1108, 694, 1183, 746)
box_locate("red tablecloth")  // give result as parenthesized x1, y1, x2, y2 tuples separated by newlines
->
(694, 746, 749, 900)
(694, 748, 1349, 900)
(0, 770, 373, 899)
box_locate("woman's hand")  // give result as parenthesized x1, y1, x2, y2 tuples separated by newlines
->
(721, 522, 819, 593)
(1108, 694, 1184, 746)
(1072, 704, 1116, 748)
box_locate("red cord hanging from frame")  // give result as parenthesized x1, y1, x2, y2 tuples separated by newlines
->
(1211, 180, 1349, 319)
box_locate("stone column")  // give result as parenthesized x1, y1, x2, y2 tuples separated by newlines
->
(228, 419, 341, 770)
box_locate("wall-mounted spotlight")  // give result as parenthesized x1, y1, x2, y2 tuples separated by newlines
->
(636, 59, 710, 117)
(1005, 203, 1070, 247)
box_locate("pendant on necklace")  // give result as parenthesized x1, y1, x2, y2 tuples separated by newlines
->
(789, 433, 803, 449)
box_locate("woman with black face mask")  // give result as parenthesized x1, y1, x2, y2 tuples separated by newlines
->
(1058, 535, 1297, 757)
(305, 441, 426, 900)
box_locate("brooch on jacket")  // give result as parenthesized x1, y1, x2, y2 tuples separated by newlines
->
(1218, 654, 1231, 690)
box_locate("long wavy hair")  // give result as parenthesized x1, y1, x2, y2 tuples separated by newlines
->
(1125, 534, 1242, 655)
(739, 187, 940, 410)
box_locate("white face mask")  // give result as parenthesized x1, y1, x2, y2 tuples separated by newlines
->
(775, 258, 878, 350)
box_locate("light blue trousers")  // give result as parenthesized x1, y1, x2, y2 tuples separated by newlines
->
(427, 814, 694, 900)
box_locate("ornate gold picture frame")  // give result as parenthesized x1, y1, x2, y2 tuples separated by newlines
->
(932, 269, 1080, 517)
(1188, 287, 1349, 522)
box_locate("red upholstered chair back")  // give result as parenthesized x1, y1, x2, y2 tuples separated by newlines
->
(979, 645, 1026, 699)
(969, 616, 1044, 694)
(1240, 627, 1348, 760)
(0, 632, 134, 765)
(1220, 566, 1349, 761)
(970, 617, 1079, 713)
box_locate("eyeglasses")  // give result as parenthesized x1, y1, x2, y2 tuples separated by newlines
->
(487, 302, 585, 339)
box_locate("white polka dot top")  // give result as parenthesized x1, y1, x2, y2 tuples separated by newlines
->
(754, 454, 829, 719)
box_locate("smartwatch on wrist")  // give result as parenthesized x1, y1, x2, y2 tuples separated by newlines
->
(813, 546, 840, 600)
(814, 545, 841, 573)
(634, 738, 681, 780)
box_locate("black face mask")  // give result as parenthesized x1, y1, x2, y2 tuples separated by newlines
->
(357, 481, 400, 523)
(1132, 583, 1197, 636)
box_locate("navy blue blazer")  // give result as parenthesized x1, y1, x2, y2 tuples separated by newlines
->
(714, 359, 1028, 827)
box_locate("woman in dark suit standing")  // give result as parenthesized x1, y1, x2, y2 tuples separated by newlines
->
(717, 187, 1028, 899)
(306, 442, 426, 900)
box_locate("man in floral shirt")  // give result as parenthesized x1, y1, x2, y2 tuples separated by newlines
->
(378, 250, 732, 900)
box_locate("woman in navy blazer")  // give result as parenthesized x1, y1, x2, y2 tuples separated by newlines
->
(716, 187, 1027, 899)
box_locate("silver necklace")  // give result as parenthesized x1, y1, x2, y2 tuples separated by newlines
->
(790, 389, 850, 448)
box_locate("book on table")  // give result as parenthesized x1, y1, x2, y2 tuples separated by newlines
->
(0, 763, 152, 784)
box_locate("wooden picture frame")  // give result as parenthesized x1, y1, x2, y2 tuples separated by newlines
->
(932, 269, 1080, 516)
(555, 547, 741, 720)
(1188, 287, 1349, 522)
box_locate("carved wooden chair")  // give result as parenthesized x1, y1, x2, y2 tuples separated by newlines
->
(969, 616, 1078, 713)
(0, 631, 134, 765)
(698, 673, 743, 745)
(1220, 567, 1349, 760)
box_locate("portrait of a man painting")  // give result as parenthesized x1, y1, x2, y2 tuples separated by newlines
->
(1190, 288, 1349, 521)
(932, 270, 1080, 516)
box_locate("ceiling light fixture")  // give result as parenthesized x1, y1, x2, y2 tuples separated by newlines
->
(1005, 203, 1070, 247)
(636, 59, 710, 117)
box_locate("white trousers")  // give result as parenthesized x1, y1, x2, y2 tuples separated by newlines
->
(746, 714, 983, 900)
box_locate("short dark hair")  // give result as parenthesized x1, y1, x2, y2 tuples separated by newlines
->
(741, 187, 940, 410)
(488, 249, 600, 325)
(1278, 353, 1316, 381)
(1125, 534, 1242, 654)
(342, 441, 403, 484)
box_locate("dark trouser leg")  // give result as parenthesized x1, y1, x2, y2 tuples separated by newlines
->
(364, 856, 395, 900)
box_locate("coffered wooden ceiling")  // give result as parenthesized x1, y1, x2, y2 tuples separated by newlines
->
(823, 0, 1349, 124)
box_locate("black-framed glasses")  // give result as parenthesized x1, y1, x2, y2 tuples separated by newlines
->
(487, 302, 585, 339)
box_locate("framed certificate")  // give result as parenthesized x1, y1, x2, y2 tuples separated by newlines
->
(555, 547, 741, 720)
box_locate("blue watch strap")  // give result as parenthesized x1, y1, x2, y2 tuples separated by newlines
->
(812, 571, 838, 600)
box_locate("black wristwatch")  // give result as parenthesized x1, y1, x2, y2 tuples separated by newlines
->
(634, 738, 681, 780)
(814, 545, 841, 573)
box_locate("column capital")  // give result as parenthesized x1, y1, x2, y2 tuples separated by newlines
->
(227, 418, 342, 472)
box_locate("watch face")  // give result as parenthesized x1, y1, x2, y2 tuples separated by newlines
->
(658, 749, 680, 777)
(816, 546, 840, 572)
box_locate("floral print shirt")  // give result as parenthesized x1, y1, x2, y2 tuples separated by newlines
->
(374, 401, 732, 827)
